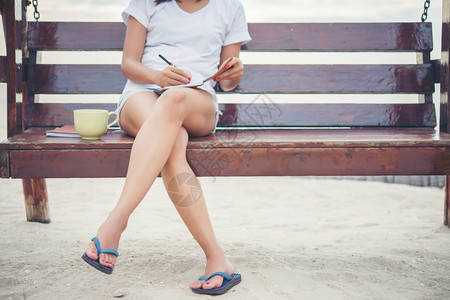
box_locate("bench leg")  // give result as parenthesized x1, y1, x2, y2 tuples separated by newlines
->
(22, 178, 50, 223)
(445, 175, 450, 227)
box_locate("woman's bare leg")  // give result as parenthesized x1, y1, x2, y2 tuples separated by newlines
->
(160, 127, 234, 290)
(85, 88, 216, 269)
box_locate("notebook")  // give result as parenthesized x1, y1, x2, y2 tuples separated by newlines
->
(46, 125, 81, 138)
(158, 57, 233, 92)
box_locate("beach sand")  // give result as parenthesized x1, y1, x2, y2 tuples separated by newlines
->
(0, 177, 449, 299)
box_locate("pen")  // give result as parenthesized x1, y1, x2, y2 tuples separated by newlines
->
(158, 54, 191, 84)
(158, 54, 176, 67)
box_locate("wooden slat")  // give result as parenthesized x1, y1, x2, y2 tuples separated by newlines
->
(0, 56, 6, 82)
(6, 140, 450, 178)
(3, 127, 450, 178)
(10, 149, 130, 178)
(218, 103, 436, 128)
(23, 103, 436, 128)
(27, 22, 433, 52)
(0, 150, 10, 178)
(28, 22, 126, 51)
(29, 64, 434, 95)
(244, 23, 433, 52)
(190, 129, 450, 149)
(24, 103, 116, 127)
(30, 65, 125, 94)
(187, 147, 450, 177)
(3, 128, 450, 151)
(239, 64, 435, 94)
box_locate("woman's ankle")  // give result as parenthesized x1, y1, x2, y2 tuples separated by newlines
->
(204, 246, 226, 261)
(104, 210, 129, 233)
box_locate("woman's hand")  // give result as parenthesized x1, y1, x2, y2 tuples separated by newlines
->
(214, 57, 244, 82)
(155, 66, 191, 88)
(217, 42, 245, 92)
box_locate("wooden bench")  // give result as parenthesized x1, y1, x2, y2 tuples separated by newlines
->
(1, 1, 450, 226)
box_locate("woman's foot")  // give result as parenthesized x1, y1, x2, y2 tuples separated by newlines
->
(85, 212, 128, 269)
(189, 254, 235, 290)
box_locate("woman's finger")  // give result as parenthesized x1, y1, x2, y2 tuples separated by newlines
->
(226, 57, 242, 69)
(216, 59, 243, 81)
(170, 67, 191, 82)
(158, 67, 190, 87)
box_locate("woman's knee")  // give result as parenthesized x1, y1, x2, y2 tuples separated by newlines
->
(157, 88, 188, 120)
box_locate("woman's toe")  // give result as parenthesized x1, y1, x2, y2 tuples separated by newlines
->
(190, 280, 205, 289)
(99, 254, 116, 268)
(85, 242, 98, 260)
(203, 278, 223, 290)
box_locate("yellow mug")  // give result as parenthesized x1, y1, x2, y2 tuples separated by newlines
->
(73, 109, 119, 140)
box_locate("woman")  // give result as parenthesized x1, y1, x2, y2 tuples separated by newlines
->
(82, 0, 251, 295)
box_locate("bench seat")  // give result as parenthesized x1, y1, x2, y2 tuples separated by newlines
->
(2, 127, 449, 178)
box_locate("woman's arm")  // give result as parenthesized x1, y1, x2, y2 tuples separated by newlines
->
(121, 16, 190, 87)
(216, 43, 244, 92)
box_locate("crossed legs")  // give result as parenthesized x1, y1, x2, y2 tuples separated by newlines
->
(84, 88, 233, 290)
(160, 128, 234, 290)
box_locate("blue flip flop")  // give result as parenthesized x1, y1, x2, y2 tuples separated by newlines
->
(192, 272, 241, 295)
(81, 237, 119, 275)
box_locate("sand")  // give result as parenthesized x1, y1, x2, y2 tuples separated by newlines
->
(0, 177, 449, 299)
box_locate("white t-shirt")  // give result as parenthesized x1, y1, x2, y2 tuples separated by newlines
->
(121, 0, 251, 95)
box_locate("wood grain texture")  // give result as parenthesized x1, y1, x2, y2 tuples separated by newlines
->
(22, 178, 50, 223)
(8, 145, 450, 178)
(239, 64, 434, 94)
(187, 147, 450, 177)
(29, 65, 125, 94)
(218, 103, 436, 127)
(0, 56, 6, 82)
(28, 64, 434, 95)
(244, 23, 433, 52)
(0, 150, 9, 178)
(27, 22, 126, 51)
(10, 149, 131, 178)
(21, 103, 436, 128)
(23, 103, 116, 127)
(2, 127, 450, 151)
(27, 22, 433, 52)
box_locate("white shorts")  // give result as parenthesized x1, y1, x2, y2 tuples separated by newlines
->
(116, 87, 221, 133)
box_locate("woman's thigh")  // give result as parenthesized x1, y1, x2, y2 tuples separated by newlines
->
(119, 91, 159, 137)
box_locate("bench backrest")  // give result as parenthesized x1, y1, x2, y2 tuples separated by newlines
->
(3, 19, 443, 131)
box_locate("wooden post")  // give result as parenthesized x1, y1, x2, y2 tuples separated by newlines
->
(2, 1, 51, 223)
(416, 51, 433, 104)
(441, 0, 450, 132)
(22, 178, 50, 223)
(21, 1, 51, 223)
